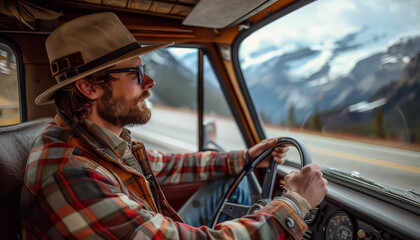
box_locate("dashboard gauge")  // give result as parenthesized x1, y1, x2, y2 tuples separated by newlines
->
(304, 208, 318, 225)
(325, 212, 354, 240)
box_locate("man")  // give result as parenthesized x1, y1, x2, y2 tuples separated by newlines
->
(21, 12, 327, 239)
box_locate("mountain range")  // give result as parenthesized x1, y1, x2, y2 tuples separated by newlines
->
(243, 27, 420, 121)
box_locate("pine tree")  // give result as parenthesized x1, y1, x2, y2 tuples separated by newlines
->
(260, 110, 271, 124)
(288, 104, 296, 128)
(312, 106, 322, 131)
(374, 108, 386, 139)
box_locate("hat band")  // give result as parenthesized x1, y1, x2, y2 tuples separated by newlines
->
(55, 42, 142, 82)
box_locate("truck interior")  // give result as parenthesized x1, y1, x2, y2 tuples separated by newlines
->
(0, 0, 419, 239)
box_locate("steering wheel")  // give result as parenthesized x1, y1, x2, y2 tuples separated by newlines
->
(211, 137, 312, 228)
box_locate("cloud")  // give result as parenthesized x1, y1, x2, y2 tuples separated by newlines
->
(240, 0, 359, 63)
(239, 0, 420, 73)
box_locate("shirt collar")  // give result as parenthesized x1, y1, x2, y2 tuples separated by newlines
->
(83, 119, 132, 158)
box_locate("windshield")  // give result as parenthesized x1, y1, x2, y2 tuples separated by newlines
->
(237, 0, 420, 193)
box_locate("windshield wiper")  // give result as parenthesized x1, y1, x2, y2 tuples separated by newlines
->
(323, 167, 420, 205)
(324, 167, 388, 188)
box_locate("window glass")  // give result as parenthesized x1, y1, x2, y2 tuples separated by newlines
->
(238, 0, 420, 192)
(0, 43, 20, 126)
(129, 47, 245, 153)
(203, 55, 245, 151)
(130, 47, 198, 153)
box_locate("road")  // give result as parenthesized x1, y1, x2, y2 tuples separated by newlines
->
(129, 106, 420, 193)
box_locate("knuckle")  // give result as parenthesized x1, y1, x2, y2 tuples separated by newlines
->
(301, 166, 310, 173)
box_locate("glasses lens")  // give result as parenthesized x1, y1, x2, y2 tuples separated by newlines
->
(138, 65, 146, 85)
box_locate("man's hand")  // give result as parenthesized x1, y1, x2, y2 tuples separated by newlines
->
(248, 138, 289, 167)
(284, 164, 328, 206)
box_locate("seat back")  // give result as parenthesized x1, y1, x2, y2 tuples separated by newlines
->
(0, 118, 51, 240)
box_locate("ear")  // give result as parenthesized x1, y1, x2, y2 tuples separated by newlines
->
(75, 78, 98, 100)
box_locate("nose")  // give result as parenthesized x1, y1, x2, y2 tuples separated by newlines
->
(142, 74, 155, 90)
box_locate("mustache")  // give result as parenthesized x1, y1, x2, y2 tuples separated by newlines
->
(137, 90, 151, 102)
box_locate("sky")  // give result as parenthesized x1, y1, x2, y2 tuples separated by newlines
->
(162, 0, 420, 87)
(239, 0, 420, 74)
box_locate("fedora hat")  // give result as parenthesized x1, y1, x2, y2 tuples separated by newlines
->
(36, 12, 174, 105)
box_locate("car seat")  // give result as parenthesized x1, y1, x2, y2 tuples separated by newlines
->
(0, 118, 51, 240)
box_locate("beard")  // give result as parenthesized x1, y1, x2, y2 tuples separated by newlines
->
(96, 87, 151, 128)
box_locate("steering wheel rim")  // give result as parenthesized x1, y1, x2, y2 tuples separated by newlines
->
(210, 137, 312, 228)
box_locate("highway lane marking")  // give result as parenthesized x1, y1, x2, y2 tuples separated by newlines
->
(309, 145, 420, 174)
(268, 130, 420, 157)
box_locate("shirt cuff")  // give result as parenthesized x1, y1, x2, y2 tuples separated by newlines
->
(276, 190, 311, 218)
(259, 199, 308, 240)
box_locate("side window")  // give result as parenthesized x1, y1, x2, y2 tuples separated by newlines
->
(132, 47, 198, 153)
(129, 47, 245, 153)
(0, 42, 20, 126)
(203, 55, 245, 151)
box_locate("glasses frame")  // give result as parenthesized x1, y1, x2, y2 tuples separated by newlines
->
(108, 64, 147, 85)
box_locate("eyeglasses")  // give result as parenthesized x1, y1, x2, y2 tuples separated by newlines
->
(108, 64, 147, 85)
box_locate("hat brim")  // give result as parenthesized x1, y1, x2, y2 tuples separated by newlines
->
(35, 42, 174, 105)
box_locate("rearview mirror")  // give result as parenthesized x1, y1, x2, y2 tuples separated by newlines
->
(203, 120, 224, 151)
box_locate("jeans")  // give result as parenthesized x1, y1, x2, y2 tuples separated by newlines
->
(178, 177, 251, 227)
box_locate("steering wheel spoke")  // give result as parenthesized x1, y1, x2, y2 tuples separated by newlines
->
(220, 202, 251, 219)
(247, 171, 262, 203)
(260, 158, 278, 200)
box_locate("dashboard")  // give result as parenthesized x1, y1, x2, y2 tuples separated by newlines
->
(302, 196, 399, 240)
(304, 208, 354, 240)
(277, 165, 420, 240)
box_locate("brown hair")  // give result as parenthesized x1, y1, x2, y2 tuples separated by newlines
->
(54, 68, 116, 124)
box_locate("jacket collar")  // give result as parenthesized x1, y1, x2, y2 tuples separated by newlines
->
(55, 112, 143, 177)
(83, 119, 131, 160)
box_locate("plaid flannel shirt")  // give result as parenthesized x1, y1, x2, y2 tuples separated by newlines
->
(20, 115, 307, 239)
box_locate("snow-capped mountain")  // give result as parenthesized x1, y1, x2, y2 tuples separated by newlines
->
(241, 27, 420, 125)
